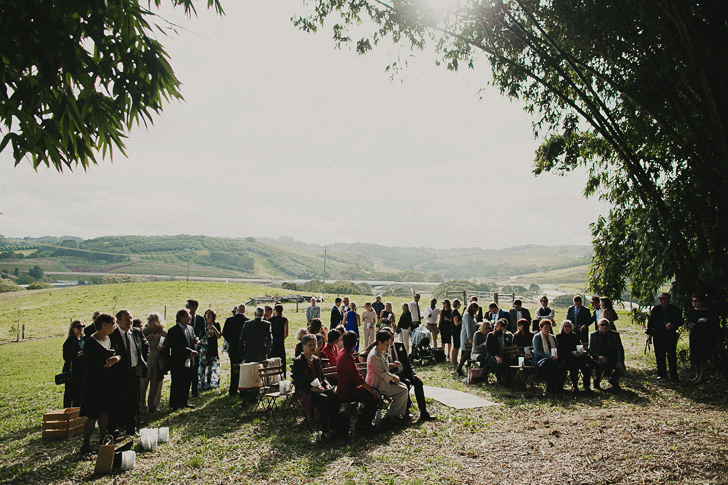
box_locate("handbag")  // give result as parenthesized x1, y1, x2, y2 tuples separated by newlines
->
(55, 371, 72, 385)
(467, 367, 485, 384)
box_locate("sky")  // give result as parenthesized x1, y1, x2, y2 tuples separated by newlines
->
(0, 1, 609, 250)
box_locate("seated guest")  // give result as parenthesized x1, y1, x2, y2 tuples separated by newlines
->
(294, 327, 308, 357)
(366, 331, 410, 425)
(322, 329, 341, 366)
(589, 318, 625, 391)
(471, 319, 489, 368)
(358, 341, 378, 365)
(484, 318, 515, 386)
(314, 333, 326, 361)
(384, 329, 437, 422)
(513, 319, 534, 348)
(532, 319, 562, 395)
(556, 319, 594, 392)
(336, 331, 380, 433)
(292, 334, 341, 439)
(335, 324, 347, 351)
(308, 317, 328, 339)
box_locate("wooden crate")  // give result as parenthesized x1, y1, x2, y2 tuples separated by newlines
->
(42, 408, 86, 439)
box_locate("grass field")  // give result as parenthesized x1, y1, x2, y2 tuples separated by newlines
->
(0, 282, 726, 484)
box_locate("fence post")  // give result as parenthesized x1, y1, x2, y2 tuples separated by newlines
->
(22, 324, 25, 340)
(494, 292, 499, 305)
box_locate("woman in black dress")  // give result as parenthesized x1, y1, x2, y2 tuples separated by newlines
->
(269, 304, 289, 377)
(450, 299, 462, 365)
(439, 299, 452, 361)
(80, 313, 120, 454)
(687, 294, 718, 383)
(62, 320, 86, 407)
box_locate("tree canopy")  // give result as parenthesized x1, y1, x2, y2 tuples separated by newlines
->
(0, 0, 223, 171)
(294, 0, 728, 310)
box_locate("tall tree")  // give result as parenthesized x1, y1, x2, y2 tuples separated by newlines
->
(0, 0, 223, 171)
(293, 0, 728, 312)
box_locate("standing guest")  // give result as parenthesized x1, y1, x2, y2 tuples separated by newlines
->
(306, 298, 321, 325)
(222, 304, 248, 396)
(409, 293, 423, 329)
(239, 306, 272, 364)
(566, 296, 592, 344)
(646, 292, 682, 382)
(557, 319, 594, 392)
(330, 297, 344, 329)
(79, 313, 120, 455)
(397, 302, 413, 355)
(469, 296, 484, 322)
(361, 302, 377, 349)
(513, 319, 534, 348)
(84, 311, 101, 340)
(379, 302, 396, 332)
(344, 301, 361, 350)
(337, 331, 380, 433)
(292, 334, 341, 439)
(372, 295, 385, 327)
(590, 296, 603, 331)
(439, 299, 453, 357)
(366, 331, 410, 425)
(534, 296, 555, 331)
(139, 312, 167, 414)
(322, 329, 341, 366)
(110, 309, 148, 437)
(186, 300, 204, 398)
(451, 299, 463, 365)
(269, 304, 289, 377)
(484, 319, 515, 385)
(508, 300, 532, 334)
(264, 305, 273, 321)
(424, 298, 441, 348)
(342, 296, 351, 313)
(168, 309, 199, 410)
(62, 319, 86, 408)
(532, 319, 562, 395)
(485, 302, 511, 329)
(132, 318, 143, 329)
(457, 302, 479, 377)
(589, 318, 626, 391)
(599, 297, 619, 330)
(687, 294, 718, 384)
(198, 309, 222, 391)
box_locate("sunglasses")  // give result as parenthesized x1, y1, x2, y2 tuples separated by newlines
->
(598, 323, 609, 327)
(74, 325, 84, 329)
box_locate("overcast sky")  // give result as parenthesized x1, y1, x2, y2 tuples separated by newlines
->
(0, 1, 609, 250)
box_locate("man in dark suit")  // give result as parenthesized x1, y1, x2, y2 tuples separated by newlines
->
(330, 297, 344, 328)
(485, 302, 511, 329)
(186, 299, 204, 397)
(167, 308, 199, 409)
(484, 319, 515, 385)
(508, 300, 532, 334)
(222, 303, 248, 396)
(566, 296, 592, 344)
(589, 319, 625, 391)
(238, 306, 272, 364)
(110, 309, 148, 436)
(646, 292, 684, 382)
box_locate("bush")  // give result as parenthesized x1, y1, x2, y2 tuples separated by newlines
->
(281, 282, 304, 291)
(27, 281, 53, 290)
(326, 280, 372, 296)
(100, 275, 143, 284)
(553, 294, 580, 306)
(15, 275, 36, 285)
(382, 285, 413, 297)
(0, 279, 23, 293)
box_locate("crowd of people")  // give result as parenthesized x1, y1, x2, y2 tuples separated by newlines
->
(61, 291, 719, 450)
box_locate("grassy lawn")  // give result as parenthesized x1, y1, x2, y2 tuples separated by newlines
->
(0, 283, 726, 484)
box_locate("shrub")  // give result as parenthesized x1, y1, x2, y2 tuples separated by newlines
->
(27, 281, 53, 290)
(0, 279, 23, 293)
(281, 282, 304, 291)
(15, 275, 36, 285)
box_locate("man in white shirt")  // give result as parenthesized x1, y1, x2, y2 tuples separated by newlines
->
(409, 293, 422, 328)
(111, 309, 148, 436)
(423, 298, 441, 347)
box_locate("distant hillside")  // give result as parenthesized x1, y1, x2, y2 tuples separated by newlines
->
(0, 234, 591, 282)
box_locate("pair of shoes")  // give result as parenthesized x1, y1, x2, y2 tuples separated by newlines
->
(594, 381, 602, 390)
(322, 431, 337, 440)
(419, 413, 437, 422)
(656, 375, 667, 381)
(456, 368, 464, 377)
(184, 403, 195, 409)
(79, 443, 95, 455)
